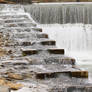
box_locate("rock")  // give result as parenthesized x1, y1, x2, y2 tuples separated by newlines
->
(2, 60, 29, 65)
(6, 82, 23, 90)
(0, 48, 7, 57)
(47, 48, 64, 54)
(0, 78, 23, 90)
(8, 73, 23, 80)
(0, 86, 10, 92)
(11, 87, 32, 92)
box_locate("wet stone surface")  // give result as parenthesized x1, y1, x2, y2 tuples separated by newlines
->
(0, 4, 92, 92)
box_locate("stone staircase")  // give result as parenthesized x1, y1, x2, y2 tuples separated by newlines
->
(0, 4, 92, 92)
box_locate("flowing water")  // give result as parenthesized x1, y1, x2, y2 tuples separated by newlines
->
(24, 3, 92, 82)
(38, 24, 92, 82)
(0, 4, 91, 92)
(24, 3, 92, 24)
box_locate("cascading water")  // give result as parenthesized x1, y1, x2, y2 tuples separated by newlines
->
(38, 24, 92, 51)
(24, 3, 92, 83)
(24, 3, 92, 24)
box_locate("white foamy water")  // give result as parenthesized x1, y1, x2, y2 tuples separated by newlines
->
(38, 23, 92, 82)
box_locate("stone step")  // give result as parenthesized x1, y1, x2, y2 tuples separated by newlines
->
(44, 57, 75, 65)
(4, 23, 36, 27)
(36, 33, 48, 38)
(32, 28, 42, 32)
(47, 48, 64, 54)
(15, 40, 33, 46)
(40, 40, 56, 45)
(71, 71, 88, 78)
(1, 60, 29, 65)
(0, 15, 29, 19)
(14, 33, 36, 39)
(0, 28, 31, 33)
(26, 56, 75, 65)
(21, 41, 32, 46)
(21, 48, 39, 56)
(27, 65, 88, 79)
(3, 19, 32, 23)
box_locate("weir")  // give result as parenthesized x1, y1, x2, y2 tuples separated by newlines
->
(0, 3, 91, 92)
(24, 3, 92, 24)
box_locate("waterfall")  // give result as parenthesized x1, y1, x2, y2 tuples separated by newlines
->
(38, 24, 92, 51)
(24, 3, 92, 24)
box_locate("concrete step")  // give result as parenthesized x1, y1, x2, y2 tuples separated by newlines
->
(15, 41, 32, 46)
(26, 56, 75, 65)
(1, 60, 29, 66)
(0, 15, 29, 19)
(40, 40, 56, 45)
(44, 57, 75, 65)
(3, 19, 32, 23)
(36, 33, 48, 38)
(27, 65, 88, 79)
(21, 48, 39, 56)
(4, 23, 36, 27)
(14, 33, 36, 39)
(71, 71, 88, 78)
(47, 48, 64, 54)
(32, 28, 42, 32)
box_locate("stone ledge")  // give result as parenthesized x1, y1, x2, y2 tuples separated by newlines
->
(21, 49, 39, 56)
(32, 28, 42, 32)
(40, 40, 56, 45)
(47, 48, 64, 54)
(37, 33, 48, 38)
(71, 71, 88, 78)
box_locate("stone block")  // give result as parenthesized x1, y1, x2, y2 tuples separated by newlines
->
(36, 73, 56, 79)
(22, 49, 39, 56)
(22, 41, 32, 46)
(71, 71, 88, 78)
(40, 40, 56, 45)
(32, 28, 42, 32)
(47, 48, 64, 54)
(37, 33, 48, 38)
